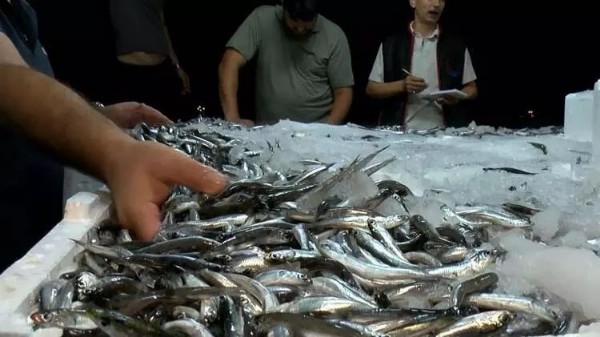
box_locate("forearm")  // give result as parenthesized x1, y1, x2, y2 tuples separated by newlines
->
(366, 80, 406, 99)
(0, 64, 133, 182)
(327, 87, 353, 125)
(461, 82, 478, 100)
(218, 63, 241, 122)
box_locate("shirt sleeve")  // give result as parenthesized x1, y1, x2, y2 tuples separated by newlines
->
(368, 43, 384, 83)
(225, 8, 263, 62)
(462, 48, 477, 84)
(327, 30, 355, 88)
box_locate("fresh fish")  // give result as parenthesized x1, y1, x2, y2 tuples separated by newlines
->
(436, 310, 514, 337)
(31, 122, 574, 337)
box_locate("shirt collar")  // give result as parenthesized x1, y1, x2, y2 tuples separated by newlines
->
(409, 20, 439, 40)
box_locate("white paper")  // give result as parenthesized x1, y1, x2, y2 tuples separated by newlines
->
(422, 89, 468, 100)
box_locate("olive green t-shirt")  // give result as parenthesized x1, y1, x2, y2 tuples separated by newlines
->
(226, 5, 354, 125)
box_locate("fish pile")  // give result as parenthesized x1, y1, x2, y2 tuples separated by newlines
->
(28, 122, 585, 337)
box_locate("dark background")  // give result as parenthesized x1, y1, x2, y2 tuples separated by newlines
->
(28, 0, 600, 128)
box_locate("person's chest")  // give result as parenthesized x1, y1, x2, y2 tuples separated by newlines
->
(258, 29, 331, 80)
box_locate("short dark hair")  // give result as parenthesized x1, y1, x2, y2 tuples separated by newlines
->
(282, 0, 319, 21)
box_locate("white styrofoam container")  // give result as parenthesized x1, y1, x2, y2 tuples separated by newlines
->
(62, 168, 105, 206)
(0, 192, 111, 337)
(564, 90, 594, 142)
(593, 80, 600, 166)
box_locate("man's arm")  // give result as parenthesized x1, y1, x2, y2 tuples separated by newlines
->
(327, 87, 352, 124)
(366, 80, 406, 98)
(461, 81, 478, 100)
(218, 48, 248, 125)
(0, 64, 135, 181)
(0, 32, 170, 128)
(461, 48, 478, 100)
(0, 33, 30, 66)
(365, 44, 408, 99)
(326, 31, 355, 124)
(0, 64, 227, 240)
(218, 8, 263, 126)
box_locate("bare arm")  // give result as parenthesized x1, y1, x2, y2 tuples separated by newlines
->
(461, 81, 478, 100)
(0, 33, 29, 66)
(0, 64, 132, 181)
(327, 87, 353, 124)
(365, 80, 406, 99)
(0, 64, 227, 239)
(218, 48, 247, 123)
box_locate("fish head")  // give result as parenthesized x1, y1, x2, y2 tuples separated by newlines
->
(29, 311, 56, 327)
(367, 218, 378, 231)
(265, 250, 295, 263)
(472, 250, 499, 270)
(494, 310, 515, 328)
(75, 272, 97, 291)
(275, 230, 293, 243)
(296, 272, 312, 284)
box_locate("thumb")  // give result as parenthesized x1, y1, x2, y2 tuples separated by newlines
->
(166, 151, 229, 195)
(120, 201, 162, 241)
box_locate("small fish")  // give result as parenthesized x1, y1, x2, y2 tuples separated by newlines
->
(483, 167, 537, 175)
(528, 142, 548, 155)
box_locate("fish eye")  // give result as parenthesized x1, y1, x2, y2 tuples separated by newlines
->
(41, 312, 52, 322)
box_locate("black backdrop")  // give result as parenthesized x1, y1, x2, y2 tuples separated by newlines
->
(29, 0, 600, 128)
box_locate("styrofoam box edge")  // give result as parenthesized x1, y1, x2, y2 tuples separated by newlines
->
(0, 191, 112, 337)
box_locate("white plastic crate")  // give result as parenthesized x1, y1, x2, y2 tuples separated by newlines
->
(0, 192, 111, 337)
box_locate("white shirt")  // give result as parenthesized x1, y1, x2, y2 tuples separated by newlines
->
(369, 23, 477, 130)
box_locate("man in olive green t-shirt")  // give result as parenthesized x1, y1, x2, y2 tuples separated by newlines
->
(218, 0, 354, 126)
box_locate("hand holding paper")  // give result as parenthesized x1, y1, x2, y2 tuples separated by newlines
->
(422, 89, 469, 100)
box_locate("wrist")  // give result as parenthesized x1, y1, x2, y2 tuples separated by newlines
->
(96, 130, 138, 184)
(224, 112, 240, 122)
(398, 80, 407, 94)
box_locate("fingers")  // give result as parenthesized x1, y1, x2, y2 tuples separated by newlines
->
(165, 149, 229, 195)
(406, 76, 428, 93)
(241, 119, 255, 127)
(120, 201, 161, 241)
(138, 103, 174, 125)
(408, 75, 426, 83)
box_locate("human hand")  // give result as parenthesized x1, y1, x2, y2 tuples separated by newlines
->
(437, 94, 460, 105)
(232, 118, 255, 127)
(102, 102, 172, 129)
(104, 140, 228, 240)
(405, 75, 428, 94)
(176, 67, 191, 95)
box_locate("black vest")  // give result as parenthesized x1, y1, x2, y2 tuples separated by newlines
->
(378, 26, 470, 127)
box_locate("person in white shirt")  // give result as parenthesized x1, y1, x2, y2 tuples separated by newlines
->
(366, 0, 478, 129)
